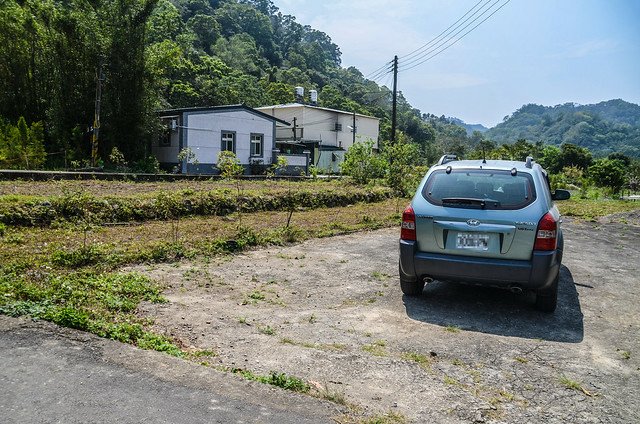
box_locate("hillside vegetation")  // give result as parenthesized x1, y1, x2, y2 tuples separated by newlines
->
(0, 0, 439, 168)
(485, 100, 640, 157)
(1, 0, 639, 172)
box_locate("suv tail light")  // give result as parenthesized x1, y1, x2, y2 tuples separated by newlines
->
(534, 212, 557, 251)
(401, 205, 416, 241)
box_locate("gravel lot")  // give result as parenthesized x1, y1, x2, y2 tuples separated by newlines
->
(137, 216, 640, 423)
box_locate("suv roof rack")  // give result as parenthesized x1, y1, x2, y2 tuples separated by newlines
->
(437, 154, 458, 166)
(525, 156, 534, 169)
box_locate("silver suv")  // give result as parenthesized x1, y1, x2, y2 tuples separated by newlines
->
(399, 155, 570, 312)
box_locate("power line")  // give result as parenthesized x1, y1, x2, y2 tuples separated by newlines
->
(366, 63, 393, 83)
(364, 60, 393, 80)
(399, 0, 511, 72)
(398, 0, 505, 70)
(398, 0, 488, 61)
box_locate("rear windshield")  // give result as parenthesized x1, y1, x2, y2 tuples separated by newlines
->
(422, 169, 536, 210)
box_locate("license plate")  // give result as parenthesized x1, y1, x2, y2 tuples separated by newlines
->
(456, 233, 489, 250)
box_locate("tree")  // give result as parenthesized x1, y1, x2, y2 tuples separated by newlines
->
(381, 133, 420, 197)
(0, 117, 46, 169)
(558, 143, 592, 170)
(588, 158, 626, 195)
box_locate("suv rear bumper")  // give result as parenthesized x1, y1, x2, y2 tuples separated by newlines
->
(399, 239, 560, 290)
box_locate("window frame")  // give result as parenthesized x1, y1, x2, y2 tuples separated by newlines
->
(221, 130, 236, 153)
(422, 169, 537, 210)
(250, 133, 264, 157)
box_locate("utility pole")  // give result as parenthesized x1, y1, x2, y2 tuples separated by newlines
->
(91, 60, 105, 167)
(391, 55, 398, 143)
(352, 111, 356, 145)
(292, 117, 297, 141)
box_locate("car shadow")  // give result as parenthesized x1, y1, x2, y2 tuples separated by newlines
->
(402, 266, 584, 343)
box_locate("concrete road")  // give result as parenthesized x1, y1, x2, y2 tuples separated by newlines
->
(0, 316, 340, 424)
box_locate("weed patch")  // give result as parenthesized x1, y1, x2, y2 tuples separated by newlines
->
(362, 340, 387, 357)
(231, 369, 309, 393)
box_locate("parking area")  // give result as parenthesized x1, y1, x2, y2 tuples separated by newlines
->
(137, 216, 640, 423)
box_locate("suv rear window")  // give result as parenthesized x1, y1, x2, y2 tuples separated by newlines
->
(422, 169, 536, 210)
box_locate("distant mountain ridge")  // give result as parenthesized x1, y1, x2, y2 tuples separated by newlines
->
(448, 117, 489, 135)
(484, 99, 640, 157)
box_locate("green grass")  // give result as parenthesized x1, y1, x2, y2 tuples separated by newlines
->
(371, 271, 390, 281)
(618, 349, 631, 360)
(0, 180, 393, 228)
(559, 375, 583, 391)
(258, 325, 276, 335)
(558, 197, 639, 220)
(360, 411, 407, 424)
(231, 369, 309, 393)
(401, 351, 434, 370)
(0, 269, 183, 355)
(362, 340, 387, 357)
(558, 374, 597, 397)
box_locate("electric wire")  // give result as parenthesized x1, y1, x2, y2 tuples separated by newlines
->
(398, 0, 505, 70)
(399, 0, 511, 72)
(398, 0, 488, 61)
(366, 63, 394, 83)
(364, 60, 394, 79)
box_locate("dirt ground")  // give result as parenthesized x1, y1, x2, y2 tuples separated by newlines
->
(135, 215, 640, 423)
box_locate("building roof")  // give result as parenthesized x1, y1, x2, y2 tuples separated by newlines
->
(256, 103, 380, 120)
(158, 104, 291, 126)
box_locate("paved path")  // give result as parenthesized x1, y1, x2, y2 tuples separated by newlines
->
(0, 316, 339, 424)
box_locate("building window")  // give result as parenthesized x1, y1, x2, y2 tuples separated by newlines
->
(334, 122, 343, 132)
(159, 127, 171, 146)
(250, 133, 263, 157)
(221, 131, 235, 152)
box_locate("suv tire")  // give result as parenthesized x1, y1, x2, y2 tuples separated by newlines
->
(535, 272, 559, 312)
(400, 278, 425, 296)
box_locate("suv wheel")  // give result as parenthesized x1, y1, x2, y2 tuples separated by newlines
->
(400, 278, 425, 296)
(535, 272, 559, 312)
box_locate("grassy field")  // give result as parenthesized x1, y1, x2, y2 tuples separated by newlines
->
(558, 197, 640, 220)
(0, 178, 356, 198)
(0, 178, 638, 419)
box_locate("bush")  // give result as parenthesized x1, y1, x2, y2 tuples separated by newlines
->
(0, 187, 393, 228)
(131, 156, 161, 174)
(341, 140, 386, 184)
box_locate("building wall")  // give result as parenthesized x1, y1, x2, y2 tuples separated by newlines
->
(153, 109, 277, 174)
(316, 150, 345, 173)
(259, 105, 379, 151)
(152, 117, 181, 165)
(184, 110, 275, 170)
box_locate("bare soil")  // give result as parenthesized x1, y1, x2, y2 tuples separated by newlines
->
(135, 215, 640, 423)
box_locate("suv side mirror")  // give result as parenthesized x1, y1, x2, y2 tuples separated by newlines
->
(552, 189, 571, 201)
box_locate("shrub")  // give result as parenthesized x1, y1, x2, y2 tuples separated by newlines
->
(341, 140, 386, 184)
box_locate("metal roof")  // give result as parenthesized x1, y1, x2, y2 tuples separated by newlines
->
(158, 104, 291, 126)
(256, 103, 380, 120)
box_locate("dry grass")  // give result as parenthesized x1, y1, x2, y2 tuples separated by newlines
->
(0, 198, 403, 268)
(0, 178, 348, 198)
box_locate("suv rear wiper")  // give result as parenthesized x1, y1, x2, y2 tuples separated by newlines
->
(441, 197, 501, 209)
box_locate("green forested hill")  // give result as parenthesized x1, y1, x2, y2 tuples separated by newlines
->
(1, 0, 637, 170)
(484, 100, 640, 157)
(0, 0, 441, 168)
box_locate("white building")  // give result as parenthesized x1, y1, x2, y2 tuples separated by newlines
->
(153, 105, 290, 174)
(256, 100, 380, 173)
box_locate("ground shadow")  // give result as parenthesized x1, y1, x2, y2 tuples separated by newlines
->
(403, 266, 584, 342)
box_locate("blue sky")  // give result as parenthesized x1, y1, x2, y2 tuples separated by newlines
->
(275, 0, 640, 127)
